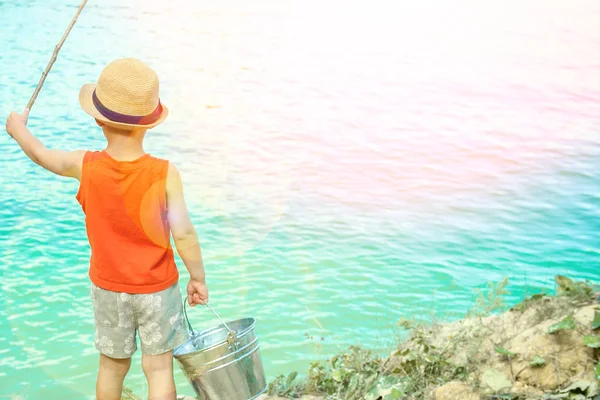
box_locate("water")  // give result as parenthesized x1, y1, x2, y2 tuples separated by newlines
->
(1, 0, 599, 397)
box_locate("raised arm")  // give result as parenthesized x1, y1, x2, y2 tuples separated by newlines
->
(6, 109, 85, 179)
(166, 162, 208, 306)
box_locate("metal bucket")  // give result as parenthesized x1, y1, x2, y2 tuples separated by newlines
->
(173, 302, 267, 400)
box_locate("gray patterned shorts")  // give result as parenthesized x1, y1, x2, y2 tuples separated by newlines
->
(91, 281, 190, 359)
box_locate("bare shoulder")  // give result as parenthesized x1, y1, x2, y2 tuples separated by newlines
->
(67, 150, 87, 180)
(166, 162, 184, 194)
(72, 150, 87, 162)
(167, 162, 181, 181)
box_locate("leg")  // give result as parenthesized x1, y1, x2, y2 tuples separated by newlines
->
(142, 351, 177, 400)
(135, 283, 189, 400)
(96, 354, 131, 400)
(91, 284, 137, 399)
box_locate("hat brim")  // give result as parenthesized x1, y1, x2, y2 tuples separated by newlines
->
(79, 83, 169, 130)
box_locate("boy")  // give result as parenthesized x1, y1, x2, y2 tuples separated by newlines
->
(5, 58, 208, 400)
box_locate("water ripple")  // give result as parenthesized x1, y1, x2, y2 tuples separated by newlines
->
(1, 0, 600, 398)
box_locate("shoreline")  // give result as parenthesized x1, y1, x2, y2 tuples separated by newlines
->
(126, 276, 599, 400)
(260, 276, 599, 400)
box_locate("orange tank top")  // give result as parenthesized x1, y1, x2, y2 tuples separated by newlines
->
(76, 150, 178, 294)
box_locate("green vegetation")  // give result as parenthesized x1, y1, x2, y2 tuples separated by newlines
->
(529, 356, 546, 368)
(583, 335, 600, 349)
(268, 371, 305, 398)
(469, 277, 510, 317)
(549, 380, 599, 399)
(554, 275, 595, 303)
(547, 314, 576, 334)
(510, 293, 546, 313)
(268, 346, 411, 399)
(592, 310, 600, 330)
(494, 347, 517, 358)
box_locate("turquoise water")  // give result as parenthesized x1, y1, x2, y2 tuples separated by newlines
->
(1, 0, 599, 398)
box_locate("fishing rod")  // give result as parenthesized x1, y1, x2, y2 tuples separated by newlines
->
(27, 0, 88, 110)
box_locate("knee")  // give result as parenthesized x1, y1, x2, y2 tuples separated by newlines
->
(142, 351, 173, 377)
(100, 354, 131, 377)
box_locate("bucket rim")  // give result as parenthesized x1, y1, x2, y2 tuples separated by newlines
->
(178, 340, 261, 374)
(176, 334, 259, 365)
(174, 317, 257, 357)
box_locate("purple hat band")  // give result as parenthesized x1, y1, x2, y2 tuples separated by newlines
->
(92, 90, 163, 125)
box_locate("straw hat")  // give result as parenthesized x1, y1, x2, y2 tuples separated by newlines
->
(79, 58, 168, 130)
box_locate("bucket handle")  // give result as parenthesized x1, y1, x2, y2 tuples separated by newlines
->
(182, 297, 240, 350)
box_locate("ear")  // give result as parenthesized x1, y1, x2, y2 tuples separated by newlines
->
(95, 119, 105, 127)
